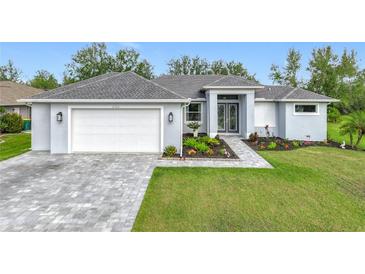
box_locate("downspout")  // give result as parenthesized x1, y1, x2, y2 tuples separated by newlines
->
(180, 98, 191, 157)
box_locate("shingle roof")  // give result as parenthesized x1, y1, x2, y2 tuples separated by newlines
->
(255, 85, 338, 101)
(202, 75, 262, 87)
(0, 81, 43, 105)
(31, 72, 185, 100)
(152, 75, 262, 99)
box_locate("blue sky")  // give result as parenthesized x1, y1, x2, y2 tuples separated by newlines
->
(1, 42, 364, 85)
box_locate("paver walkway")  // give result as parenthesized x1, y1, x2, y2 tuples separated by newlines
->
(0, 152, 158, 232)
(157, 135, 272, 168)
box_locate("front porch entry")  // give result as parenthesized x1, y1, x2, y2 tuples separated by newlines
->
(217, 103, 239, 133)
(206, 90, 255, 139)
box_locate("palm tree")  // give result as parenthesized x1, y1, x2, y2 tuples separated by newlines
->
(340, 111, 365, 149)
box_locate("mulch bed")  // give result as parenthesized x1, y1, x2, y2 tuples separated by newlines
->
(162, 134, 239, 159)
(243, 137, 363, 151)
(181, 138, 238, 159)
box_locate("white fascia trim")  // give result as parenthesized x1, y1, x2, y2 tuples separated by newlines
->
(190, 98, 206, 102)
(17, 99, 189, 103)
(203, 86, 264, 89)
(206, 89, 255, 95)
(255, 98, 340, 103)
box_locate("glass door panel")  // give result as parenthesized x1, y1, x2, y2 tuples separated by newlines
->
(228, 104, 238, 132)
(217, 103, 226, 132)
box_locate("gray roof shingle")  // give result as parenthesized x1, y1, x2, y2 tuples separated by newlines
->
(255, 85, 338, 101)
(0, 81, 43, 105)
(31, 72, 185, 100)
(152, 75, 262, 99)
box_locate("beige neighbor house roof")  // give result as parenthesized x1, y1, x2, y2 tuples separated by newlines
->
(0, 81, 44, 106)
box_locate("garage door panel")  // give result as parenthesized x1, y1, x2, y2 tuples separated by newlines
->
(72, 108, 161, 153)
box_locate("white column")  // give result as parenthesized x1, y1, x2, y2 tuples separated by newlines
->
(207, 91, 218, 137)
(240, 92, 255, 139)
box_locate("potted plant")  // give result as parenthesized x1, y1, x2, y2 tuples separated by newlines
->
(187, 121, 201, 137)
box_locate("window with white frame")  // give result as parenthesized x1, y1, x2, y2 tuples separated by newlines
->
(185, 103, 202, 122)
(294, 104, 318, 114)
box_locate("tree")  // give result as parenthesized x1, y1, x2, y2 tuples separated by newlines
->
(340, 111, 365, 148)
(307, 46, 364, 113)
(210, 60, 228, 75)
(226, 61, 256, 80)
(167, 55, 209, 75)
(29, 70, 59, 90)
(167, 56, 256, 81)
(64, 43, 154, 83)
(269, 48, 301, 87)
(0, 60, 22, 83)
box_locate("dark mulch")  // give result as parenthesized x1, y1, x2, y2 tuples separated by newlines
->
(243, 137, 362, 151)
(162, 134, 239, 159)
(182, 138, 238, 159)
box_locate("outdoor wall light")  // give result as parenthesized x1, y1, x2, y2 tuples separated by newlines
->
(56, 112, 63, 122)
(168, 112, 173, 123)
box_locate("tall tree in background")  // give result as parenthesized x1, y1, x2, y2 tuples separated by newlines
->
(168, 56, 209, 75)
(64, 43, 154, 83)
(167, 56, 256, 81)
(306, 46, 339, 97)
(269, 48, 302, 87)
(29, 70, 59, 90)
(306, 46, 364, 112)
(0, 60, 23, 83)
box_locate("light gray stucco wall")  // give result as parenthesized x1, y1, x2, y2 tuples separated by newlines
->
(183, 101, 207, 134)
(31, 103, 50, 151)
(240, 93, 255, 139)
(284, 102, 328, 141)
(45, 103, 182, 154)
(50, 104, 69, 153)
(207, 93, 218, 137)
(162, 103, 182, 152)
(277, 102, 286, 139)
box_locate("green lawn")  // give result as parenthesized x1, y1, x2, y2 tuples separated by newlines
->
(328, 120, 365, 150)
(0, 133, 31, 161)
(133, 147, 365, 232)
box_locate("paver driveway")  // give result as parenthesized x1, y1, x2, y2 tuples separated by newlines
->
(0, 152, 158, 232)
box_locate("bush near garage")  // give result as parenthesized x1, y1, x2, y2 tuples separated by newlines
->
(0, 113, 23, 133)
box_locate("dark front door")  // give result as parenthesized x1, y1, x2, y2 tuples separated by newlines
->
(217, 103, 239, 133)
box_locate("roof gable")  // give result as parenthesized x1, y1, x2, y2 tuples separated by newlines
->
(31, 72, 185, 100)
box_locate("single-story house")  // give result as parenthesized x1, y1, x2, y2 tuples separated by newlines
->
(0, 81, 43, 119)
(19, 72, 338, 154)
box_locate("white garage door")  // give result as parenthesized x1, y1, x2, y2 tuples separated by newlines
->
(71, 108, 161, 153)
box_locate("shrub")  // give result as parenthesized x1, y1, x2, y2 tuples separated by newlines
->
(187, 121, 200, 130)
(219, 148, 226, 156)
(164, 145, 177, 157)
(267, 141, 277, 150)
(248, 132, 259, 142)
(328, 107, 341, 123)
(195, 142, 209, 153)
(0, 113, 23, 133)
(292, 141, 300, 148)
(187, 148, 197, 156)
(183, 137, 199, 148)
(198, 136, 220, 146)
(205, 148, 214, 156)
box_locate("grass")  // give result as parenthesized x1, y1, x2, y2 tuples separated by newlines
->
(0, 133, 31, 161)
(133, 147, 365, 231)
(328, 119, 365, 150)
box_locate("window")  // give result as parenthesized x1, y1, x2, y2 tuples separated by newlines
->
(186, 103, 202, 122)
(218, 95, 239, 100)
(294, 104, 318, 115)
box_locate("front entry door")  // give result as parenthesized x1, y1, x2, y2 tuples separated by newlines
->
(217, 103, 239, 133)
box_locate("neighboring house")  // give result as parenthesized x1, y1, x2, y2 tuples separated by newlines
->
(19, 72, 338, 154)
(0, 81, 43, 119)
